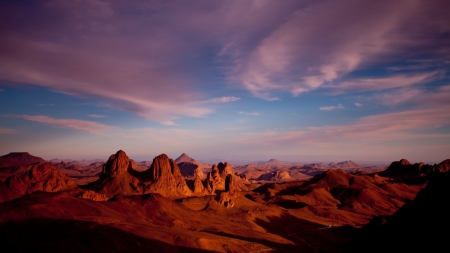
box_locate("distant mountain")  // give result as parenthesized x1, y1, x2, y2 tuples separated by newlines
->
(0, 152, 46, 168)
(174, 153, 196, 163)
(49, 158, 105, 166)
(330, 160, 361, 169)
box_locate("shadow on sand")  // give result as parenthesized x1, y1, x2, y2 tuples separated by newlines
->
(0, 218, 216, 253)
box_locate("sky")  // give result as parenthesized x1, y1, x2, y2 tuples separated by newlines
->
(1, 0, 449, 164)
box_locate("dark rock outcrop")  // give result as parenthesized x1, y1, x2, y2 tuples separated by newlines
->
(378, 158, 447, 179)
(0, 152, 46, 169)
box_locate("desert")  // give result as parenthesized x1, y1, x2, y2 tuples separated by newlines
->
(1, 1, 449, 252)
(1, 151, 449, 252)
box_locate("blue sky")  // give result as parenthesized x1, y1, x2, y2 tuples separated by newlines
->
(1, 0, 449, 164)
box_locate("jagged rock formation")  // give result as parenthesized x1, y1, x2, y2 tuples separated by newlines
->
(101, 150, 131, 179)
(216, 174, 240, 208)
(77, 190, 109, 201)
(88, 152, 194, 199)
(218, 162, 233, 178)
(205, 162, 250, 192)
(144, 154, 192, 198)
(87, 150, 144, 197)
(0, 162, 78, 202)
(206, 164, 226, 190)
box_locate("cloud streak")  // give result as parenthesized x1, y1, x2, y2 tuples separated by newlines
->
(0, 127, 15, 134)
(237, 105, 450, 147)
(319, 104, 344, 111)
(15, 115, 112, 134)
(88, 114, 106, 118)
(200, 96, 240, 103)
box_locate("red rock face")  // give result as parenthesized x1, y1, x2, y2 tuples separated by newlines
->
(0, 162, 78, 202)
(101, 150, 131, 178)
(436, 159, 450, 172)
(146, 154, 192, 198)
(206, 164, 225, 190)
(218, 162, 233, 178)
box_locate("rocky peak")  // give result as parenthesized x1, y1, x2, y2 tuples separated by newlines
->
(175, 153, 196, 163)
(218, 162, 233, 178)
(149, 154, 174, 180)
(207, 164, 225, 190)
(101, 150, 131, 179)
(399, 159, 411, 166)
(216, 174, 240, 208)
(146, 154, 192, 198)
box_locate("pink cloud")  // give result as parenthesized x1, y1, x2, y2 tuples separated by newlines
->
(237, 106, 450, 146)
(16, 115, 112, 134)
(88, 114, 106, 118)
(319, 104, 344, 111)
(326, 72, 437, 94)
(200, 96, 241, 103)
(0, 127, 15, 134)
(224, 1, 449, 98)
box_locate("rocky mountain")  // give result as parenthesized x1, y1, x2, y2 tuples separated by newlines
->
(174, 153, 196, 163)
(0, 162, 78, 202)
(254, 168, 425, 226)
(0, 152, 46, 168)
(144, 154, 192, 198)
(0, 152, 47, 180)
(86, 151, 194, 199)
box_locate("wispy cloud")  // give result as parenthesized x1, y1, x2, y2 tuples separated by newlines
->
(223, 1, 449, 98)
(355, 102, 362, 107)
(0, 89, 4, 92)
(238, 111, 260, 116)
(326, 72, 437, 94)
(367, 85, 450, 107)
(237, 106, 450, 147)
(88, 114, 106, 118)
(14, 115, 112, 134)
(0, 127, 15, 134)
(200, 96, 240, 103)
(319, 104, 344, 111)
